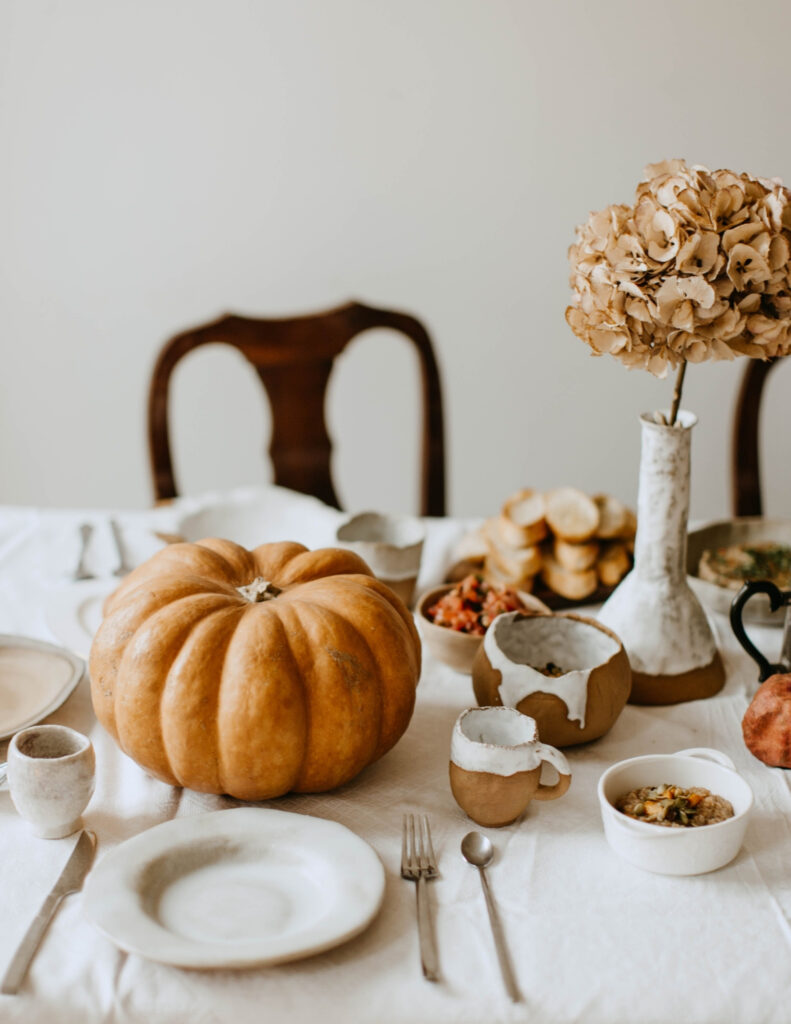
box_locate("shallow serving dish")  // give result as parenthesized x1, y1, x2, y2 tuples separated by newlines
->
(416, 584, 550, 674)
(598, 748, 753, 876)
(687, 517, 791, 627)
(0, 635, 85, 739)
(176, 485, 344, 550)
(83, 807, 385, 969)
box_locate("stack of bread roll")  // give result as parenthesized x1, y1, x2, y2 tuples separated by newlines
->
(455, 487, 635, 601)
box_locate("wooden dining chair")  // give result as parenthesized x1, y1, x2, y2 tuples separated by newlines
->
(731, 357, 782, 516)
(148, 301, 446, 516)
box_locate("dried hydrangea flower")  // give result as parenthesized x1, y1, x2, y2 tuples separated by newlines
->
(566, 160, 791, 377)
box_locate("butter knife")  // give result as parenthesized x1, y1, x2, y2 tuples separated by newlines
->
(1, 830, 96, 995)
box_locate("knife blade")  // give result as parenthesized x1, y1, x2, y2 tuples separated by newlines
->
(1, 830, 96, 995)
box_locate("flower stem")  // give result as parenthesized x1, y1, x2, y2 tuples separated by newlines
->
(668, 360, 687, 426)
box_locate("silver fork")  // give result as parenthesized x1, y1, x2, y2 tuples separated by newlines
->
(73, 523, 95, 581)
(401, 813, 440, 981)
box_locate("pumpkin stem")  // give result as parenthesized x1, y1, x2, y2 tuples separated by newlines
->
(237, 577, 282, 602)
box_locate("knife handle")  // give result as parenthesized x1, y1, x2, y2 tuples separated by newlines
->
(0, 890, 66, 995)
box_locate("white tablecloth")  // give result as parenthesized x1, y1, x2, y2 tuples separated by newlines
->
(0, 488, 788, 1024)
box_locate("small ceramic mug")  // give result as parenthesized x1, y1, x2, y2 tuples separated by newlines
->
(335, 511, 425, 607)
(450, 707, 571, 827)
(8, 724, 95, 838)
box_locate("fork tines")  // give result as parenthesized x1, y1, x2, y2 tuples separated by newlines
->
(401, 813, 438, 878)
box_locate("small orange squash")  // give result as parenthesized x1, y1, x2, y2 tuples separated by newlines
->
(89, 538, 421, 799)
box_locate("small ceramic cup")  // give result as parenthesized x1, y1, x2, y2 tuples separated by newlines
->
(449, 707, 571, 827)
(7, 725, 95, 838)
(335, 511, 425, 607)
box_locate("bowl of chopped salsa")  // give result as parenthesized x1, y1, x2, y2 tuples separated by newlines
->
(416, 574, 549, 674)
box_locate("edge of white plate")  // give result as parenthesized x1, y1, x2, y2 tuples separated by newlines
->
(0, 634, 86, 739)
(82, 807, 386, 969)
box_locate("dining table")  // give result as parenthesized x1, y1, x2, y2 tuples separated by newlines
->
(0, 484, 789, 1024)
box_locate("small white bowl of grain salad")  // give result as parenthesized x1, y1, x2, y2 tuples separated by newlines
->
(598, 748, 754, 876)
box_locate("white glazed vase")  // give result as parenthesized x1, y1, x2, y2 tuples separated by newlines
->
(598, 410, 724, 705)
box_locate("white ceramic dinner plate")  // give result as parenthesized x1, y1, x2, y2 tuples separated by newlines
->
(44, 579, 116, 660)
(0, 635, 85, 739)
(83, 808, 385, 969)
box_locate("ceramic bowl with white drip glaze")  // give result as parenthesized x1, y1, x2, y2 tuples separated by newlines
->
(472, 611, 631, 746)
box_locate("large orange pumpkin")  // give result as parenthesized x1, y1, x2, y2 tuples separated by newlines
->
(89, 538, 421, 799)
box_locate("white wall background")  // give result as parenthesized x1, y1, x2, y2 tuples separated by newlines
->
(2, 0, 790, 519)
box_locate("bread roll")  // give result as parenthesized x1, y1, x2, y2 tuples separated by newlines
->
(619, 507, 637, 540)
(597, 541, 631, 587)
(541, 555, 598, 600)
(545, 488, 600, 543)
(454, 524, 488, 564)
(498, 489, 547, 547)
(484, 557, 535, 592)
(593, 494, 629, 539)
(553, 537, 599, 571)
(485, 543, 543, 583)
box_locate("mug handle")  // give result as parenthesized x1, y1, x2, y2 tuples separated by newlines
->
(730, 581, 788, 682)
(532, 743, 572, 802)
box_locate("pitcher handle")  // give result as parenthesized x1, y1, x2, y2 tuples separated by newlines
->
(730, 581, 788, 682)
(532, 743, 572, 802)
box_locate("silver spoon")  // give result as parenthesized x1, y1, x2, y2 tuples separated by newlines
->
(461, 831, 522, 1003)
(109, 519, 132, 577)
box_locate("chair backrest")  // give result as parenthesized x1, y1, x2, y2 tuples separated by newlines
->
(731, 357, 781, 516)
(148, 301, 446, 516)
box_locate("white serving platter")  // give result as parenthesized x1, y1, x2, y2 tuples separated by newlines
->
(83, 807, 385, 969)
(0, 634, 86, 739)
(175, 485, 344, 551)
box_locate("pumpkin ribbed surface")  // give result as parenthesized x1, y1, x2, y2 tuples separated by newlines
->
(89, 538, 421, 799)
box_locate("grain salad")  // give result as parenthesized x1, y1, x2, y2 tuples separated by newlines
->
(616, 784, 734, 828)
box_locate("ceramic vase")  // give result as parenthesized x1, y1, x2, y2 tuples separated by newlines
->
(598, 410, 724, 704)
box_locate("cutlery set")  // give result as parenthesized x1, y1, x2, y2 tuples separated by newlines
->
(401, 815, 521, 1003)
(72, 519, 131, 581)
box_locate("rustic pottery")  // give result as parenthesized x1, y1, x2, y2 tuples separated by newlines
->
(471, 611, 631, 746)
(731, 580, 791, 682)
(417, 585, 549, 675)
(598, 411, 724, 704)
(449, 707, 571, 827)
(8, 725, 95, 838)
(335, 511, 425, 607)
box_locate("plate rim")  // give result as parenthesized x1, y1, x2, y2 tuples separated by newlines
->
(0, 633, 86, 739)
(83, 807, 386, 969)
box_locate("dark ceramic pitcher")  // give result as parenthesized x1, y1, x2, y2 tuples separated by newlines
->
(731, 581, 791, 681)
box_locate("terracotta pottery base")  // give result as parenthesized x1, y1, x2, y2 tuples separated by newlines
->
(449, 763, 538, 827)
(628, 651, 725, 706)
